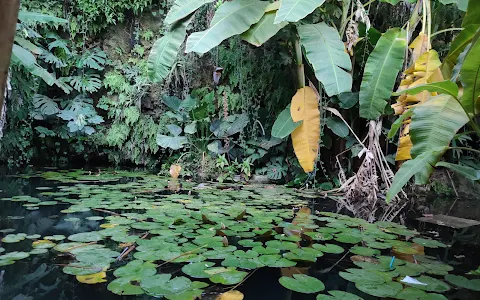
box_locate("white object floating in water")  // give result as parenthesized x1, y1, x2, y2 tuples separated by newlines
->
(400, 276, 427, 286)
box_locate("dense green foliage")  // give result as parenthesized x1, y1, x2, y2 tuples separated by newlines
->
(2, 0, 479, 193)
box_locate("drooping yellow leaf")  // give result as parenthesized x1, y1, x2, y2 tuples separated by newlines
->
(395, 135, 413, 161)
(76, 271, 107, 284)
(217, 290, 244, 300)
(290, 87, 320, 172)
(170, 164, 182, 178)
(392, 46, 445, 162)
(409, 32, 429, 63)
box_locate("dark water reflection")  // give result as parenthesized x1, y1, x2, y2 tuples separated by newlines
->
(0, 172, 479, 300)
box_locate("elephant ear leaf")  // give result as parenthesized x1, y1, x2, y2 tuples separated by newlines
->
(298, 23, 352, 97)
(359, 28, 407, 120)
(148, 17, 191, 83)
(274, 0, 326, 24)
(185, 0, 269, 54)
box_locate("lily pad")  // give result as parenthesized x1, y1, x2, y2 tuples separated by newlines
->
(258, 255, 296, 268)
(182, 262, 215, 278)
(238, 239, 262, 248)
(334, 233, 362, 244)
(395, 287, 428, 299)
(0, 251, 30, 261)
(283, 248, 323, 262)
(2, 233, 27, 243)
(405, 275, 451, 293)
(412, 238, 447, 248)
(355, 281, 402, 298)
(44, 235, 66, 241)
(252, 246, 280, 255)
(0, 247, 4, 253)
(312, 243, 344, 254)
(279, 274, 325, 293)
(339, 268, 391, 285)
(26, 234, 42, 239)
(209, 268, 248, 285)
(63, 262, 109, 276)
(113, 260, 157, 280)
(108, 277, 145, 295)
(316, 290, 362, 300)
(32, 240, 56, 249)
(444, 274, 480, 291)
(350, 246, 380, 257)
(68, 231, 103, 242)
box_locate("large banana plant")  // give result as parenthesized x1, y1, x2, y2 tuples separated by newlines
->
(148, 0, 351, 173)
(386, 28, 480, 202)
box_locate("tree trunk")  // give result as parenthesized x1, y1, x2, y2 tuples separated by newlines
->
(0, 0, 20, 117)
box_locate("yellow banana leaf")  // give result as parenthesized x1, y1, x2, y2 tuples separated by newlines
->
(290, 87, 320, 172)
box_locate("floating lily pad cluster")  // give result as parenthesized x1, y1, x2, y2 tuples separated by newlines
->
(0, 170, 478, 300)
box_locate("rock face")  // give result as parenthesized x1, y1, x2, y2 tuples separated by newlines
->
(102, 23, 131, 62)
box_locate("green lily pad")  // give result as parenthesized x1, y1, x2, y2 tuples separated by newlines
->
(412, 238, 447, 248)
(0, 260, 15, 266)
(334, 233, 362, 244)
(252, 246, 280, 255)
(86, 216, 104, 221)
(424, 262, 454, 275)
(365, 241, 392, 249)
(303, 232, 333, 241)
(221, 255, 262, 270)
(444, 274, 480, 291)
(312, 243, 344, 254)
(355, 281, 402, 297)
(395, 263, 427, 276)
(279, 274, 325, 293)
(209, 268, 248, 285)
(113, 260, 157, 280)
(265, 240, 297, 250)
(108, 277, 144, 295)
(350, 246, 380, 257)
(32, 239, 56, 249)
(258, 255, 296, 268)
(0, 251, 30, 261)
(63, 262, 109, 276)
(26, 234, 42, 239)
(316, 290, 362, 300)
(395, 287, 428, 299)
(0, 247, 4, 253)
(283, 248, 323, 262)
(2, 233, 27, 243)
(182, 262, 215, 278)
(339, 268, 391, 285)
(405, 275, 451, 292)
(238, 239, 262, 248)
(139, 274, 178, 296)
(68, 231, 103, 242)
(65, 217, 80, 222)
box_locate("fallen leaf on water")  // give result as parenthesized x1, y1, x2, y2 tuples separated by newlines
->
(217, 290, 244, 300)
(76, 271, 107, 284)
(170, 164, 182, 178)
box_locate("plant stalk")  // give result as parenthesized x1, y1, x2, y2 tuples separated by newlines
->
(294, 39, 305, 88)
(448, 147, 480, 156)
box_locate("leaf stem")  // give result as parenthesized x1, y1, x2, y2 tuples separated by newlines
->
(294, 39, 305, 88)
(431, 27, 464, 38)
(448, 147, 480, 156)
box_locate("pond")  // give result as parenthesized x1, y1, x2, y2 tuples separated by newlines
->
(0, 170, 479, 300)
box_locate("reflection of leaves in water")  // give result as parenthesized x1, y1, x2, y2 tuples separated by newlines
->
(1, 264, 57, 299)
